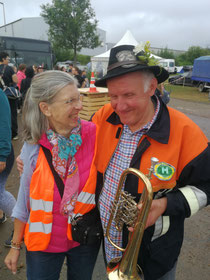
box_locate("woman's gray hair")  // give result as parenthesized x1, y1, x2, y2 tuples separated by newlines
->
(22, 70, 77, 143)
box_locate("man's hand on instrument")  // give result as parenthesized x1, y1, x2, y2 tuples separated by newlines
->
(128, 197, 167, 231)
(144, 197, 167, 228)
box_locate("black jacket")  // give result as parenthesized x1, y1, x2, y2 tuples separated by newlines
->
(92, 96, 210, 280)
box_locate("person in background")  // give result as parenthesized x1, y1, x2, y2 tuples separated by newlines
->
(5, 71, 100, 279)
(60, 66, 67, 72)
(72, 66, 86, 88)
(32, 65, 38, 75)
(16, 64, 27, 112)
(37, 65, 44, 74)
(68, 63, 73, 74)
(0, 209, 7, 223)
(0, 52, 19, 140)
(53, 65, 60, 71)
(0, 52, 18, 87)
(20, 66, 35, 103)
(16, 64, 26, 90)
(81, 70, 89, 88)
(155, 82, 170, 105)
(90, 44, 210, 280)
(12, 65, 17, 74)
(0, 88, 16, 246)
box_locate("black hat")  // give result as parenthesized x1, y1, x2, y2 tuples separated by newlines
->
(95, 44, 169, 87)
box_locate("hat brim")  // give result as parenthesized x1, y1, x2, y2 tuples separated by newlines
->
(95, 64, 169, 87)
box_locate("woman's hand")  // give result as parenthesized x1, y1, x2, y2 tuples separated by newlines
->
(16, 155, 24, 176)
(0, 161, 6, 173)
(5, 218, 25, 274)
(4, 248, 20, 275)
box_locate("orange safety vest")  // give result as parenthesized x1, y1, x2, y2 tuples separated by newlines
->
(24, 147, 97, 251)
(92, 103, 208, 194)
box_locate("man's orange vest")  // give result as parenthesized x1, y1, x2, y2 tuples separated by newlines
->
(92, 103, 208, 193)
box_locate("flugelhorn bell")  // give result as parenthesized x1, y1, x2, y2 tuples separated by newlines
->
(106, 157, 158, 280)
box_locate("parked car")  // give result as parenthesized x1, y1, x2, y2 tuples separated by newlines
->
(168, 71, 198, 87)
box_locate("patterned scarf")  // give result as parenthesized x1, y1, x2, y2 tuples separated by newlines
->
(46, 120, 82, 218)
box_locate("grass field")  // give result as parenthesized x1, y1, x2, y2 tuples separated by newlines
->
(165, 84, 210, 103)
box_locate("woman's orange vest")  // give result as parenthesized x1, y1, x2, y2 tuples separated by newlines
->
(24, 147, 97, 251)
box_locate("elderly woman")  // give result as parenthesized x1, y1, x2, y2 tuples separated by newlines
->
(5, 71, 100, 280)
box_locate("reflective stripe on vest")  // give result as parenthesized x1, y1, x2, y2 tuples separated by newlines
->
(29, 221, 52, 234)
(24, 147, 55, 251)
(77, 191, 95, 205)
(30, 197, 53, 212)
(69, 191, 95, 221)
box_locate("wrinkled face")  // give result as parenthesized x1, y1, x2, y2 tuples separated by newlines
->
(40, 84, 82, 136)
(107, 72, 157, 132)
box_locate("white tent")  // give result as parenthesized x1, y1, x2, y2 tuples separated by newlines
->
(91, 30, 162, 77)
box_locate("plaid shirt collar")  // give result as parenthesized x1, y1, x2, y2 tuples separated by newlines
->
(106, 95, 170, 144)
(123, 95, 160, 135)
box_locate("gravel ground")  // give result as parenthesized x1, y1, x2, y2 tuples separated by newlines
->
(0, 98, 209, 280)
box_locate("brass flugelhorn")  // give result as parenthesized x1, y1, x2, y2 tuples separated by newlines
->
(106, 157, 159, 280)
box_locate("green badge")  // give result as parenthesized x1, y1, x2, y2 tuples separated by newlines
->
(154, 162, 175, 181)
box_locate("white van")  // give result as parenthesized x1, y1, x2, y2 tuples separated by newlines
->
(158, 59, 176, 74)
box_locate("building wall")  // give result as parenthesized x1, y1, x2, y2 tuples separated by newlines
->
(21, 18, 49, 41)
(150, 46, 186, 56)
(0, 17, 49, 41)
(0, 17, 106, 57)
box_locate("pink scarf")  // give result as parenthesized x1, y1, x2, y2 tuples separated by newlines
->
(46, 121, 82, 218)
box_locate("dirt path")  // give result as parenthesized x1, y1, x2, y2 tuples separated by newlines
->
(0, 98, 209, 279)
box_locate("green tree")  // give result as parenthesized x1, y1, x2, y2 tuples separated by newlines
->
(53, 48, 74, 63)
(41, 0, 101, 63)
(157, 47, 175, 59)
(176, 46, 210, 66)
(187, 46, 210, 62)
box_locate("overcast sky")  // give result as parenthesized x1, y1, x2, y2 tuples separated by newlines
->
(1, 0, 210, 51)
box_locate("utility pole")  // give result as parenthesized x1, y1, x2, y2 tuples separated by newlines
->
(0, 2, 6, 32)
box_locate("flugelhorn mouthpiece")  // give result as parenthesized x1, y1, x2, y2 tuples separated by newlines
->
(148, 157, 159, 179)
(151, 157, 159, 166)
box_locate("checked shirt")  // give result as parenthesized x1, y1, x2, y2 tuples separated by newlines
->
(99, 96, 160, 264)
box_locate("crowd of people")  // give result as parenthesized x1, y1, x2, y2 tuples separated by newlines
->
(54, 63, 89, 88)
(0, 44, 210, 280)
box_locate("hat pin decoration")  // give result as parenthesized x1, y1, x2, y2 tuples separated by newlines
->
(133, 41, 158, 66)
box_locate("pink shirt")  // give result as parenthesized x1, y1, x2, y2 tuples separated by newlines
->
(39, 120, 96, 252)
(17, 71, 26, 89)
